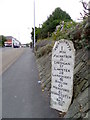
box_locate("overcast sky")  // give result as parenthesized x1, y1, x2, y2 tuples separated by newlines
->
(0, 0, 89, 44)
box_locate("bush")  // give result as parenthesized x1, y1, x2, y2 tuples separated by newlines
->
(36, 44, 53, 58)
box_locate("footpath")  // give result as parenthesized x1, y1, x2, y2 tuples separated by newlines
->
(2, 48, 59, 118)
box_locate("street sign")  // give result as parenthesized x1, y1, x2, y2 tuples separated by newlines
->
(51, 39, 75, 112)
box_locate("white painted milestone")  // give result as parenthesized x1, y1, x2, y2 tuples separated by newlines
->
(51, 39, 75, 112)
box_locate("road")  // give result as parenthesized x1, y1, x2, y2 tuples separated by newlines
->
(2, 48, 59, 118)
(1, 48, 25, 74)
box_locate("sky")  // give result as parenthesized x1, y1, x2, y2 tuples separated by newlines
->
(0, 0, 89, 44)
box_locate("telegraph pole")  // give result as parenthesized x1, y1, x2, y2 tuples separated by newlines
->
(34, 0, 35, 48)
(88, 1, 90, 22)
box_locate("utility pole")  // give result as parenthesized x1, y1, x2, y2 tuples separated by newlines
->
(34, 0, 35, 48)
(88, 1, 90, 23)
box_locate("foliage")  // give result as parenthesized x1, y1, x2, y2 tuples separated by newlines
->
(0, 35, 7, 47)
(36, 44, 53, 58)
(77, 1, 90, 49)
(41, 7, 72, 39)
(31, 2, 90, 50)
(31, 7, 72, 42)
(80, 22, 90, 49)
(30, 42, 33, 48)
(52, 21, 77, 40)
(79, 0, 90, 20)
(31, 27, 42, 47)
(52, 13, 90, 50)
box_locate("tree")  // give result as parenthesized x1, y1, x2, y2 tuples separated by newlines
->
(0, 35, 7, 47)
(79, 0, 90, 20)
(31, 7, 72, 40)
(31, 27, 42, 47)
(82, 1, 90, 49)
(42, 7, 72, 39)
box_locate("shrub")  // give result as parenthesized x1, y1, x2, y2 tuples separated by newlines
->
(36, 44, 53, 58)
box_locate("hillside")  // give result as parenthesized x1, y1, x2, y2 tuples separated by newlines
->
(34, 17, 90, 119)
(31, 7, 72, 46)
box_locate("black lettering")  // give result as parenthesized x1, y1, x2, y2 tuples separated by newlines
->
(63, 89, 69, 92)
(59, 51, 66, 54)
(53, 55, 72, 58)
(63, 82, 68, 85)
(60, 64, 63, 67)
(61, 46, 63, 50)
(51, 91, 59, 96)
(59, 72, 63, 75)
(55, 80, 58, 82)
(53, 86, 58, 89)
(60, 58, 63, 61)
(52, 74, 71, 79)
(58, 84, 63, 88)
(60, 78, 63, 81)
(54, 67, 57, 70)
(58, 96, 63, 100)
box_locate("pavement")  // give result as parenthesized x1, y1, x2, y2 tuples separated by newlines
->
(0, 48, 2, 119)
(2, 48, 25, 74)
(2, 48, 59, 118)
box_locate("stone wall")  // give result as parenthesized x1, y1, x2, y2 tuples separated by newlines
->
(35, 40, 89, 119)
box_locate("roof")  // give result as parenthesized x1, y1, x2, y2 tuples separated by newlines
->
(5, 36, 13, 40)
(5, 36, 21, 44)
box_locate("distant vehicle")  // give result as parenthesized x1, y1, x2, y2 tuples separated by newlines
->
(4, 39, 12, 47)
(4, 36, 21, 48)
(13, 38, 20, 48)
(21, 44, 27, 48)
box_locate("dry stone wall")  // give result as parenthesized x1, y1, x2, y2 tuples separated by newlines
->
(35, 40, 89, 119)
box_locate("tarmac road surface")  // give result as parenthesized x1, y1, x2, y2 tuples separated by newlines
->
(2, 48, 25, 74)
(2, 48, 59, 118)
